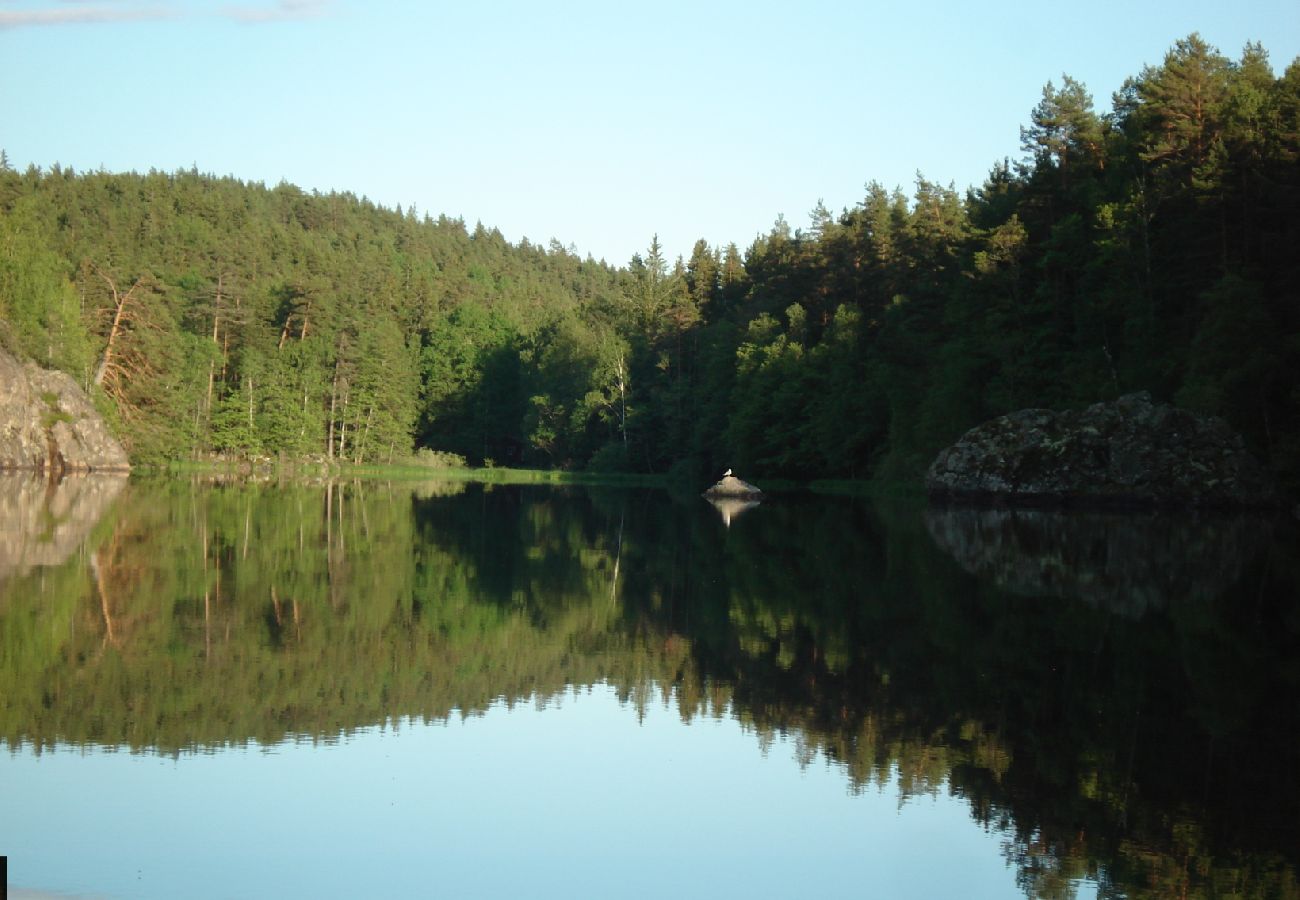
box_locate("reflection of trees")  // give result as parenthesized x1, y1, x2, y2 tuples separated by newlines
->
(0, 482, 1296, 898)
(623, 496, 1300, 900)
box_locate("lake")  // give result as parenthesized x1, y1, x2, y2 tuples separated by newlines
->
(1, 474, 1297, 899)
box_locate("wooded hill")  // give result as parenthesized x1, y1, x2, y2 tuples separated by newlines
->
(2, 34, 1298, 488)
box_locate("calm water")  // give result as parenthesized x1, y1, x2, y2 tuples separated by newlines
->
(0, 474, 1296, 899)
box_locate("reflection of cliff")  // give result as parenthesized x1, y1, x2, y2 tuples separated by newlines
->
(0, 473, 127, 583)
(0, 479, 647, 752)
(922, 506, 1274, 616)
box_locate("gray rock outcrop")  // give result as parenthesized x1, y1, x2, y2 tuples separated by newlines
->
(926, 392, 1276, 507)
(0, 348, 130, 473)
(703, 474, 764, 498)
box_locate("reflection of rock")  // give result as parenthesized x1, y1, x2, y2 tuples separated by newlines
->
(926, 392, 1276, 507)
(704, 474, 763, 498)
(0, 348, 130, 473)
(706, 496, 762, 527)
(0, 473, 128, 583)
(924, 506, 1272, 616)
(410, 480, 468, 499)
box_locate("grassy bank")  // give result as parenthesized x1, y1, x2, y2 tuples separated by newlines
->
(137, 457, 916, 496)
(345, 463, 671, 488)
(140, 457, 673, 488)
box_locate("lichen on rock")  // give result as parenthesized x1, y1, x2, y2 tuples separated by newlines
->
(926, 392, 1276, 508)
(0, 348, 130, 473)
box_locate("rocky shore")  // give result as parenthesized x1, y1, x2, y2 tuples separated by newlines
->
(0, 348, 129, 473)
(926, 393, 1277, 508)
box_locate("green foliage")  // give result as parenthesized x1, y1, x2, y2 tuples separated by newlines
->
(585, 442, 631, 473)
(0, 199, 93, 376)
(1175, 275, 1282, 449)
(1, 34, 1297, 490)
(404, 448, 469, 469)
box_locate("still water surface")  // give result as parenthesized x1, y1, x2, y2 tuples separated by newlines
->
(0, 474, 1296, 899)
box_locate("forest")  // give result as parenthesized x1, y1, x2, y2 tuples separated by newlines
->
(2, 34, 1298, 489)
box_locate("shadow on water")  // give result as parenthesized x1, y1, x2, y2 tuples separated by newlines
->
(0, 475, 1297, 898)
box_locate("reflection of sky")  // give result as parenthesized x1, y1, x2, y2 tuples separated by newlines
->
(2, 685, 1094, 899)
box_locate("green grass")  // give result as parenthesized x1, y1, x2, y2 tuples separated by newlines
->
(342, 463, 670, 488)
(135, 456, 916, 496)
(40, 409, 74, 428)
(38, 391, 74, 428)
(135, 457, 672, 488)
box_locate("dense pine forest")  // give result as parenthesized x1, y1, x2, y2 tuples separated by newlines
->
(2, 35, 1298, 488)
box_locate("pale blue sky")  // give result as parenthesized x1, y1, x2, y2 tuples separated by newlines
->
(2, 0, 1297, 265)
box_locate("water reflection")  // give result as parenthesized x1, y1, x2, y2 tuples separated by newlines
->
(924, 506, 1277, 616)
(0, 475, 1296, 900)
(705, 495, 762, 527)
(0, 472, 126, 582)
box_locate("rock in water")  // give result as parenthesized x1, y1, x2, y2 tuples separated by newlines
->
(703, 474, 764, 498)
(0, 348, 130, 473)
(926, 392, 1276, 508)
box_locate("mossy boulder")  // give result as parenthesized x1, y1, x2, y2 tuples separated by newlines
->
(926, 393, 1277, 508)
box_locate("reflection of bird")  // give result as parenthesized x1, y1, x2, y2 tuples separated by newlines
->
(723, 468, 732, 477)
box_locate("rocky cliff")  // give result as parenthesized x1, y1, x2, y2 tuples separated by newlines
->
(926, 392, 1276, 507)
(0, 348, 130, 473)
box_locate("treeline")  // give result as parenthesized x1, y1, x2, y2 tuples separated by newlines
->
(0, 162, 626, 465)
(2, 34, 1298, 485)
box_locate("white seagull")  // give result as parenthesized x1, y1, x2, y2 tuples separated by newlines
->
(723, 468, 733, 477)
